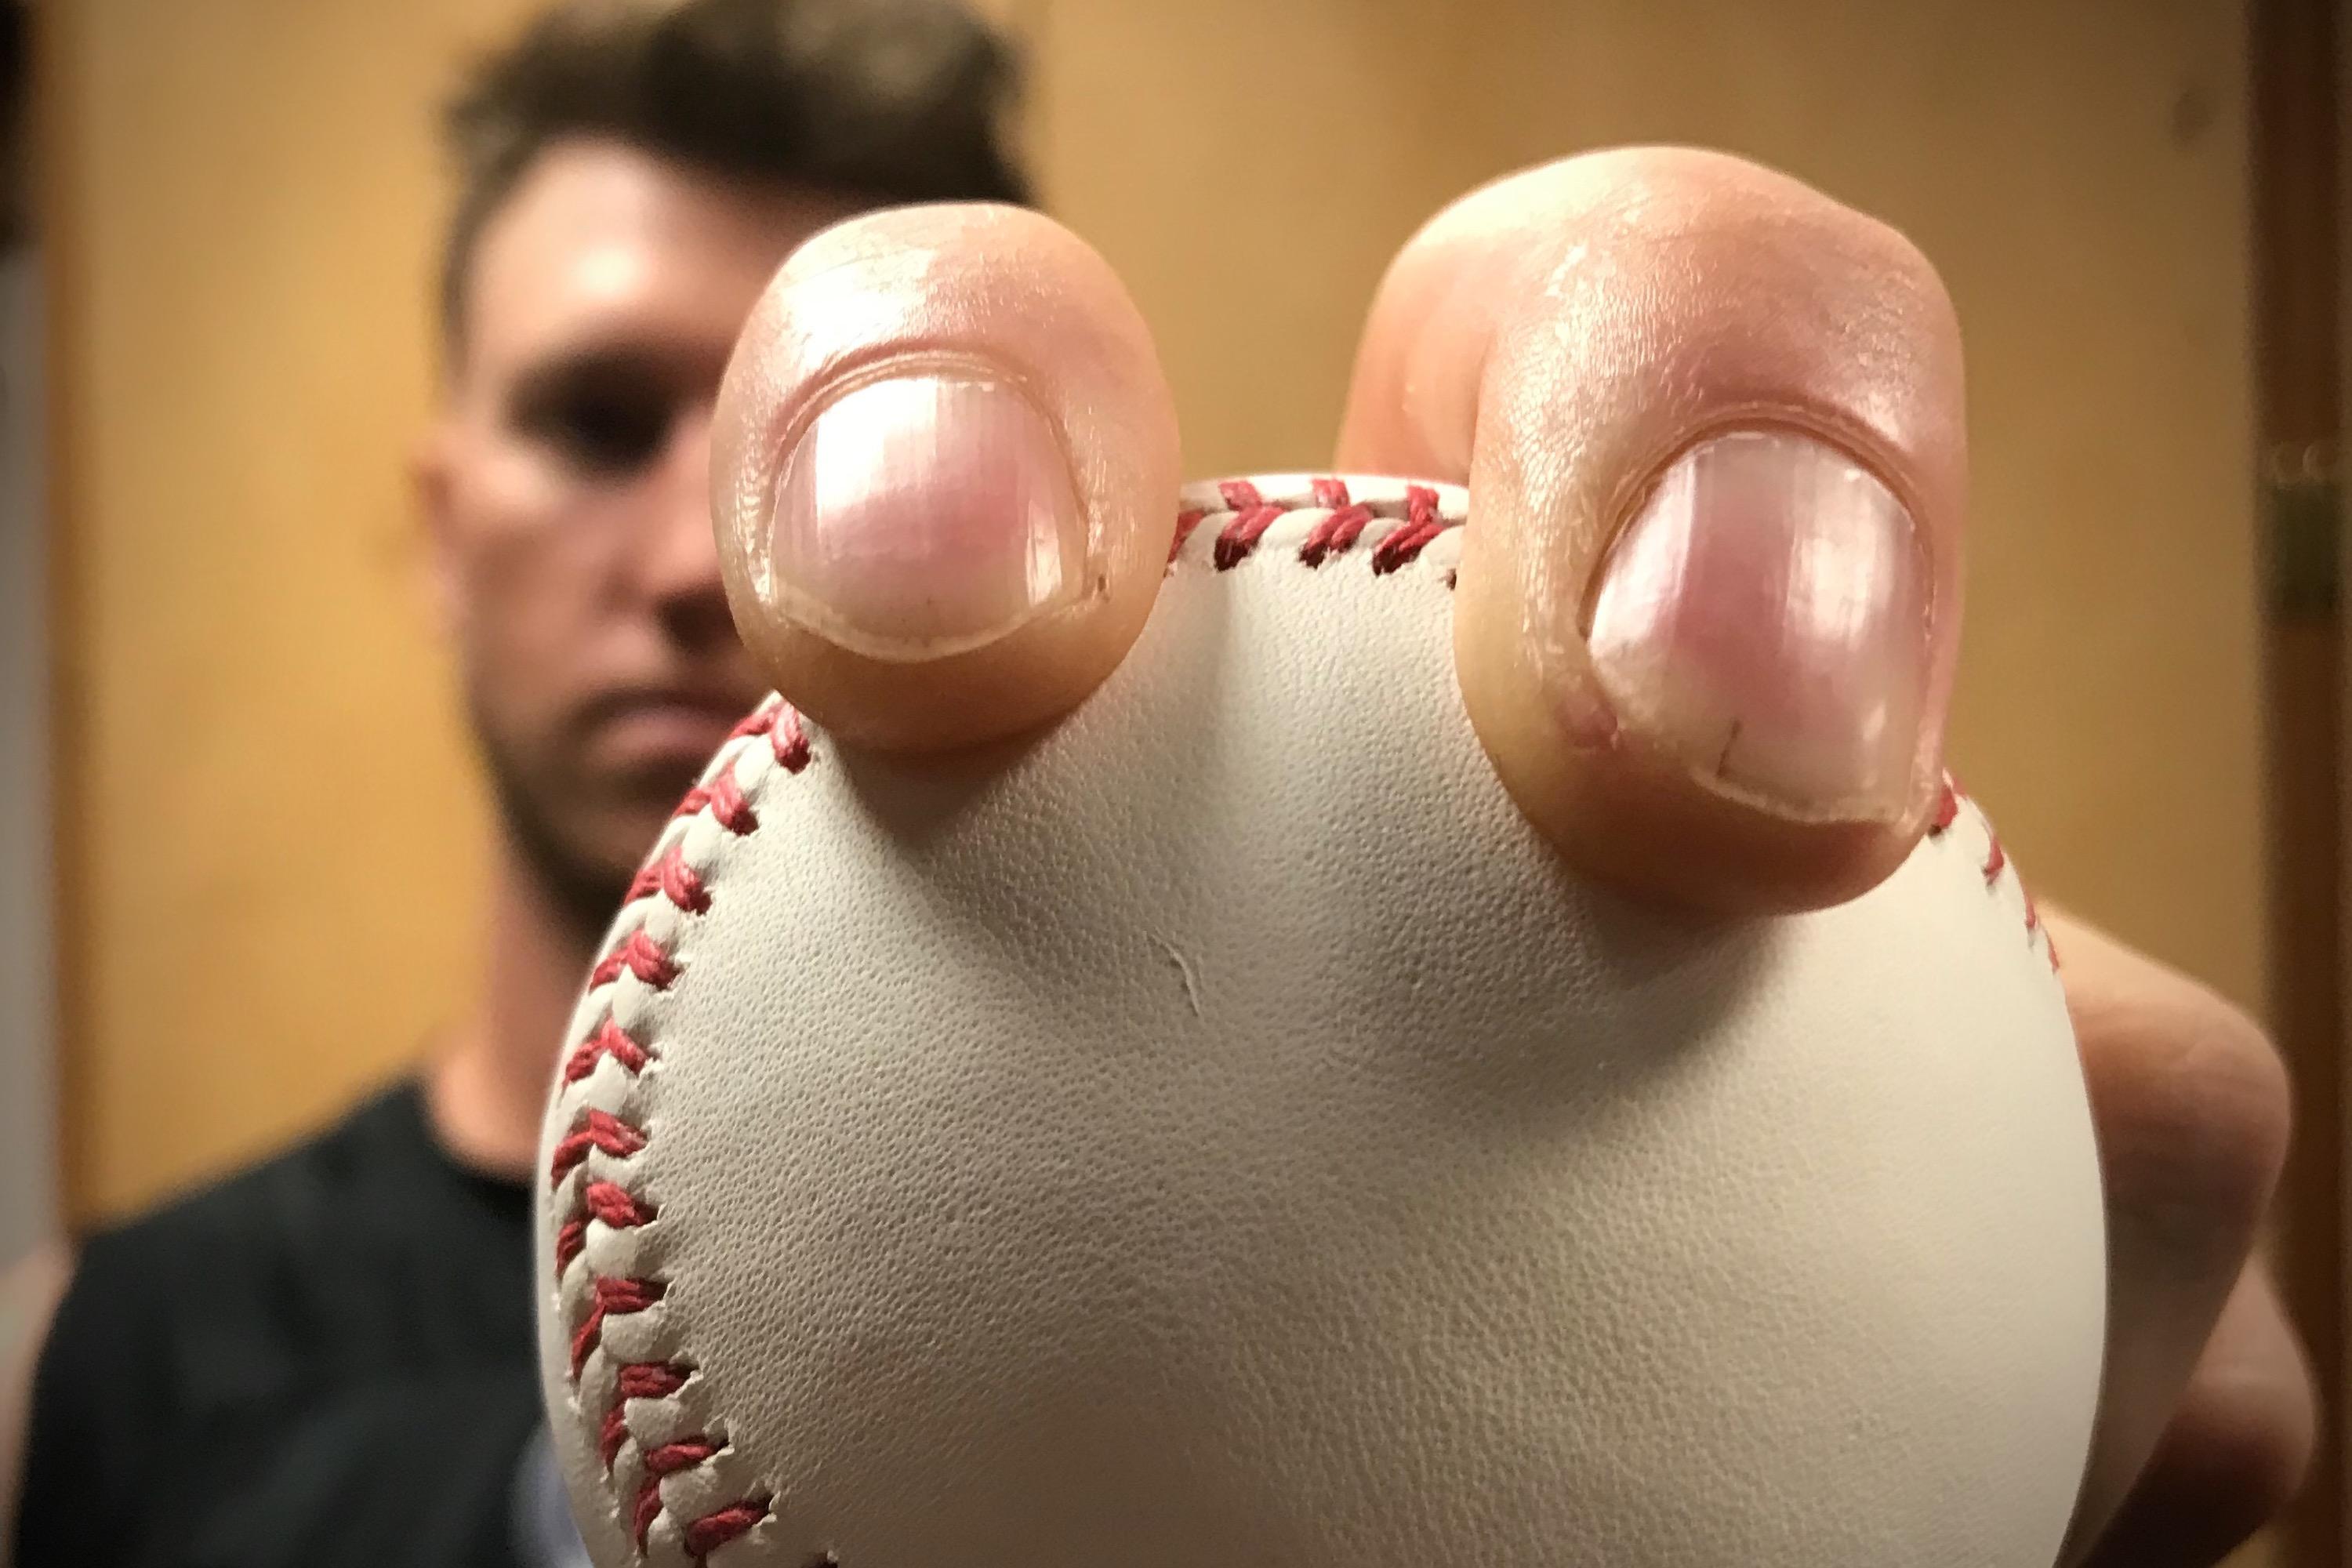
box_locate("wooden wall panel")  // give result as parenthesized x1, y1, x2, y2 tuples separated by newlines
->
(46, 0, 540, 1219)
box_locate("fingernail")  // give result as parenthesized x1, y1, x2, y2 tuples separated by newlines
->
(1585, 429, 1929, 823)
(768, 365, 1088, 661)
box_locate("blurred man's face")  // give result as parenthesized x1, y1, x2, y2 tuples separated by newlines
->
(421, 139, 856, 927)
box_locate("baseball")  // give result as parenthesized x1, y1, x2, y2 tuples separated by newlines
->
(537, 474, 2106, 1567)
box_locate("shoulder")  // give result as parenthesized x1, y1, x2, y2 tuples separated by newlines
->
(122, 1072, 437, 1241)
(91, 1079, 438, 1274)
(12, 1086, 437, 1564)
(16, 1076, 546, 1568)
(38, 1080, 443, 1406)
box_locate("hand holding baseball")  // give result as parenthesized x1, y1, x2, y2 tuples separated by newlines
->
(678, 149, 2313, 1565)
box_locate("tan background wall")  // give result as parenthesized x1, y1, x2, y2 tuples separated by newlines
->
(46, 0, 520, 1222)
(38, 0, 2278, 1558)
(49, 0, 2261, 1218)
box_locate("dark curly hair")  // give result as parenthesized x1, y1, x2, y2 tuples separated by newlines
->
(439, 0, 1031, 354)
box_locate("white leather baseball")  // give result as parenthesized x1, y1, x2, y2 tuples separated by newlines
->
(538, 474, 2105, 1568)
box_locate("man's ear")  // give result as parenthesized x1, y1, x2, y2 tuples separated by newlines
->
(412, 420, 466, 641)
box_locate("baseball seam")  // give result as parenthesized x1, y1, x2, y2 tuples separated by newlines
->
(546, 475, 2048, 1566)
(1927, 775, 2057, 967)
(552, 696, 811, 1566)
(1171, 476, 1450, 574)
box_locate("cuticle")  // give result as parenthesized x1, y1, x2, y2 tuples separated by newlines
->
(774, 347, 1068, 474)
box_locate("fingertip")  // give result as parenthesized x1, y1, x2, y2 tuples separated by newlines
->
(712, 203, 1181, 753)
(1451, 574, 1918, 914)
(1352, 150, 1968, 913)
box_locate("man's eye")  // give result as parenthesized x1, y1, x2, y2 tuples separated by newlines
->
(524, 387, 672, 476)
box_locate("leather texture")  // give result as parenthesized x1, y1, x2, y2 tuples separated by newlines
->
(537, 474, 2105, 1568)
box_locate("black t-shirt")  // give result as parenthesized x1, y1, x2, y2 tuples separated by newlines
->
(12, 1080, 573, 1568)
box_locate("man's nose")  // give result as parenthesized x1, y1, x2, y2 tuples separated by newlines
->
(637, 406, 736, 648)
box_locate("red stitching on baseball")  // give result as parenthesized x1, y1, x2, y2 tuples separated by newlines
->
(1170, 478, 1459, 572)
(556, 1218, 589, 1276)
(634, 1439, 728, 1549)
(618, 1360, 692, 1399)
(728, 699, 783, 741)
(552, 717, 813, 1561)
(644, 1437, 724, 1477)
(608, 1381, 766, 1566)
(1298, 476, 1366, 567)
(626, 844, 710, 914)
(731, 696, 815, 775)
(1204, 481, 1283, 568)
(602, 1413, 648, 1474)
(600, 1362, 693, 1471)
(1372, 485, 1444, 574)
(590, 930, 681, 991)
(1925, 776, 2055, 967)
(675, 770, 757, 833)
(1214, 502, 1286, 570)
(1171, 508, 1207, 563)
(633, 1453, 770, 1562)
(1172, 477, 1462, 572)
(1301, 503, 1374, 566)
(600, 1404, 632, 1471)
(683, 1499, 771, 1559)
(585, 1179, 657, 1230)
(1981, 833, 2008, 884)
(563, 1017, 653, 1084)
(570, 1276, 666, 1378)
(1217, 478, 1265, 512)
(632, 1478, 666, 1552)
(550, 1108, 648, 1186)
(598, 1275, 664, 1313)
(554, 1134, 659, 1278)
(1929, 779, 1962, 833)
(769, 704, 812, 773)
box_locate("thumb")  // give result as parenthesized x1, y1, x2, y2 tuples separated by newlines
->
(712, 202, 1181, 753)
(1338, 150, 1966, 913)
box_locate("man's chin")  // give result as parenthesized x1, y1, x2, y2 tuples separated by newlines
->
(474, 709, 724, 940)
(575, 789, 700, 879)
(499, 784, 700, 941)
